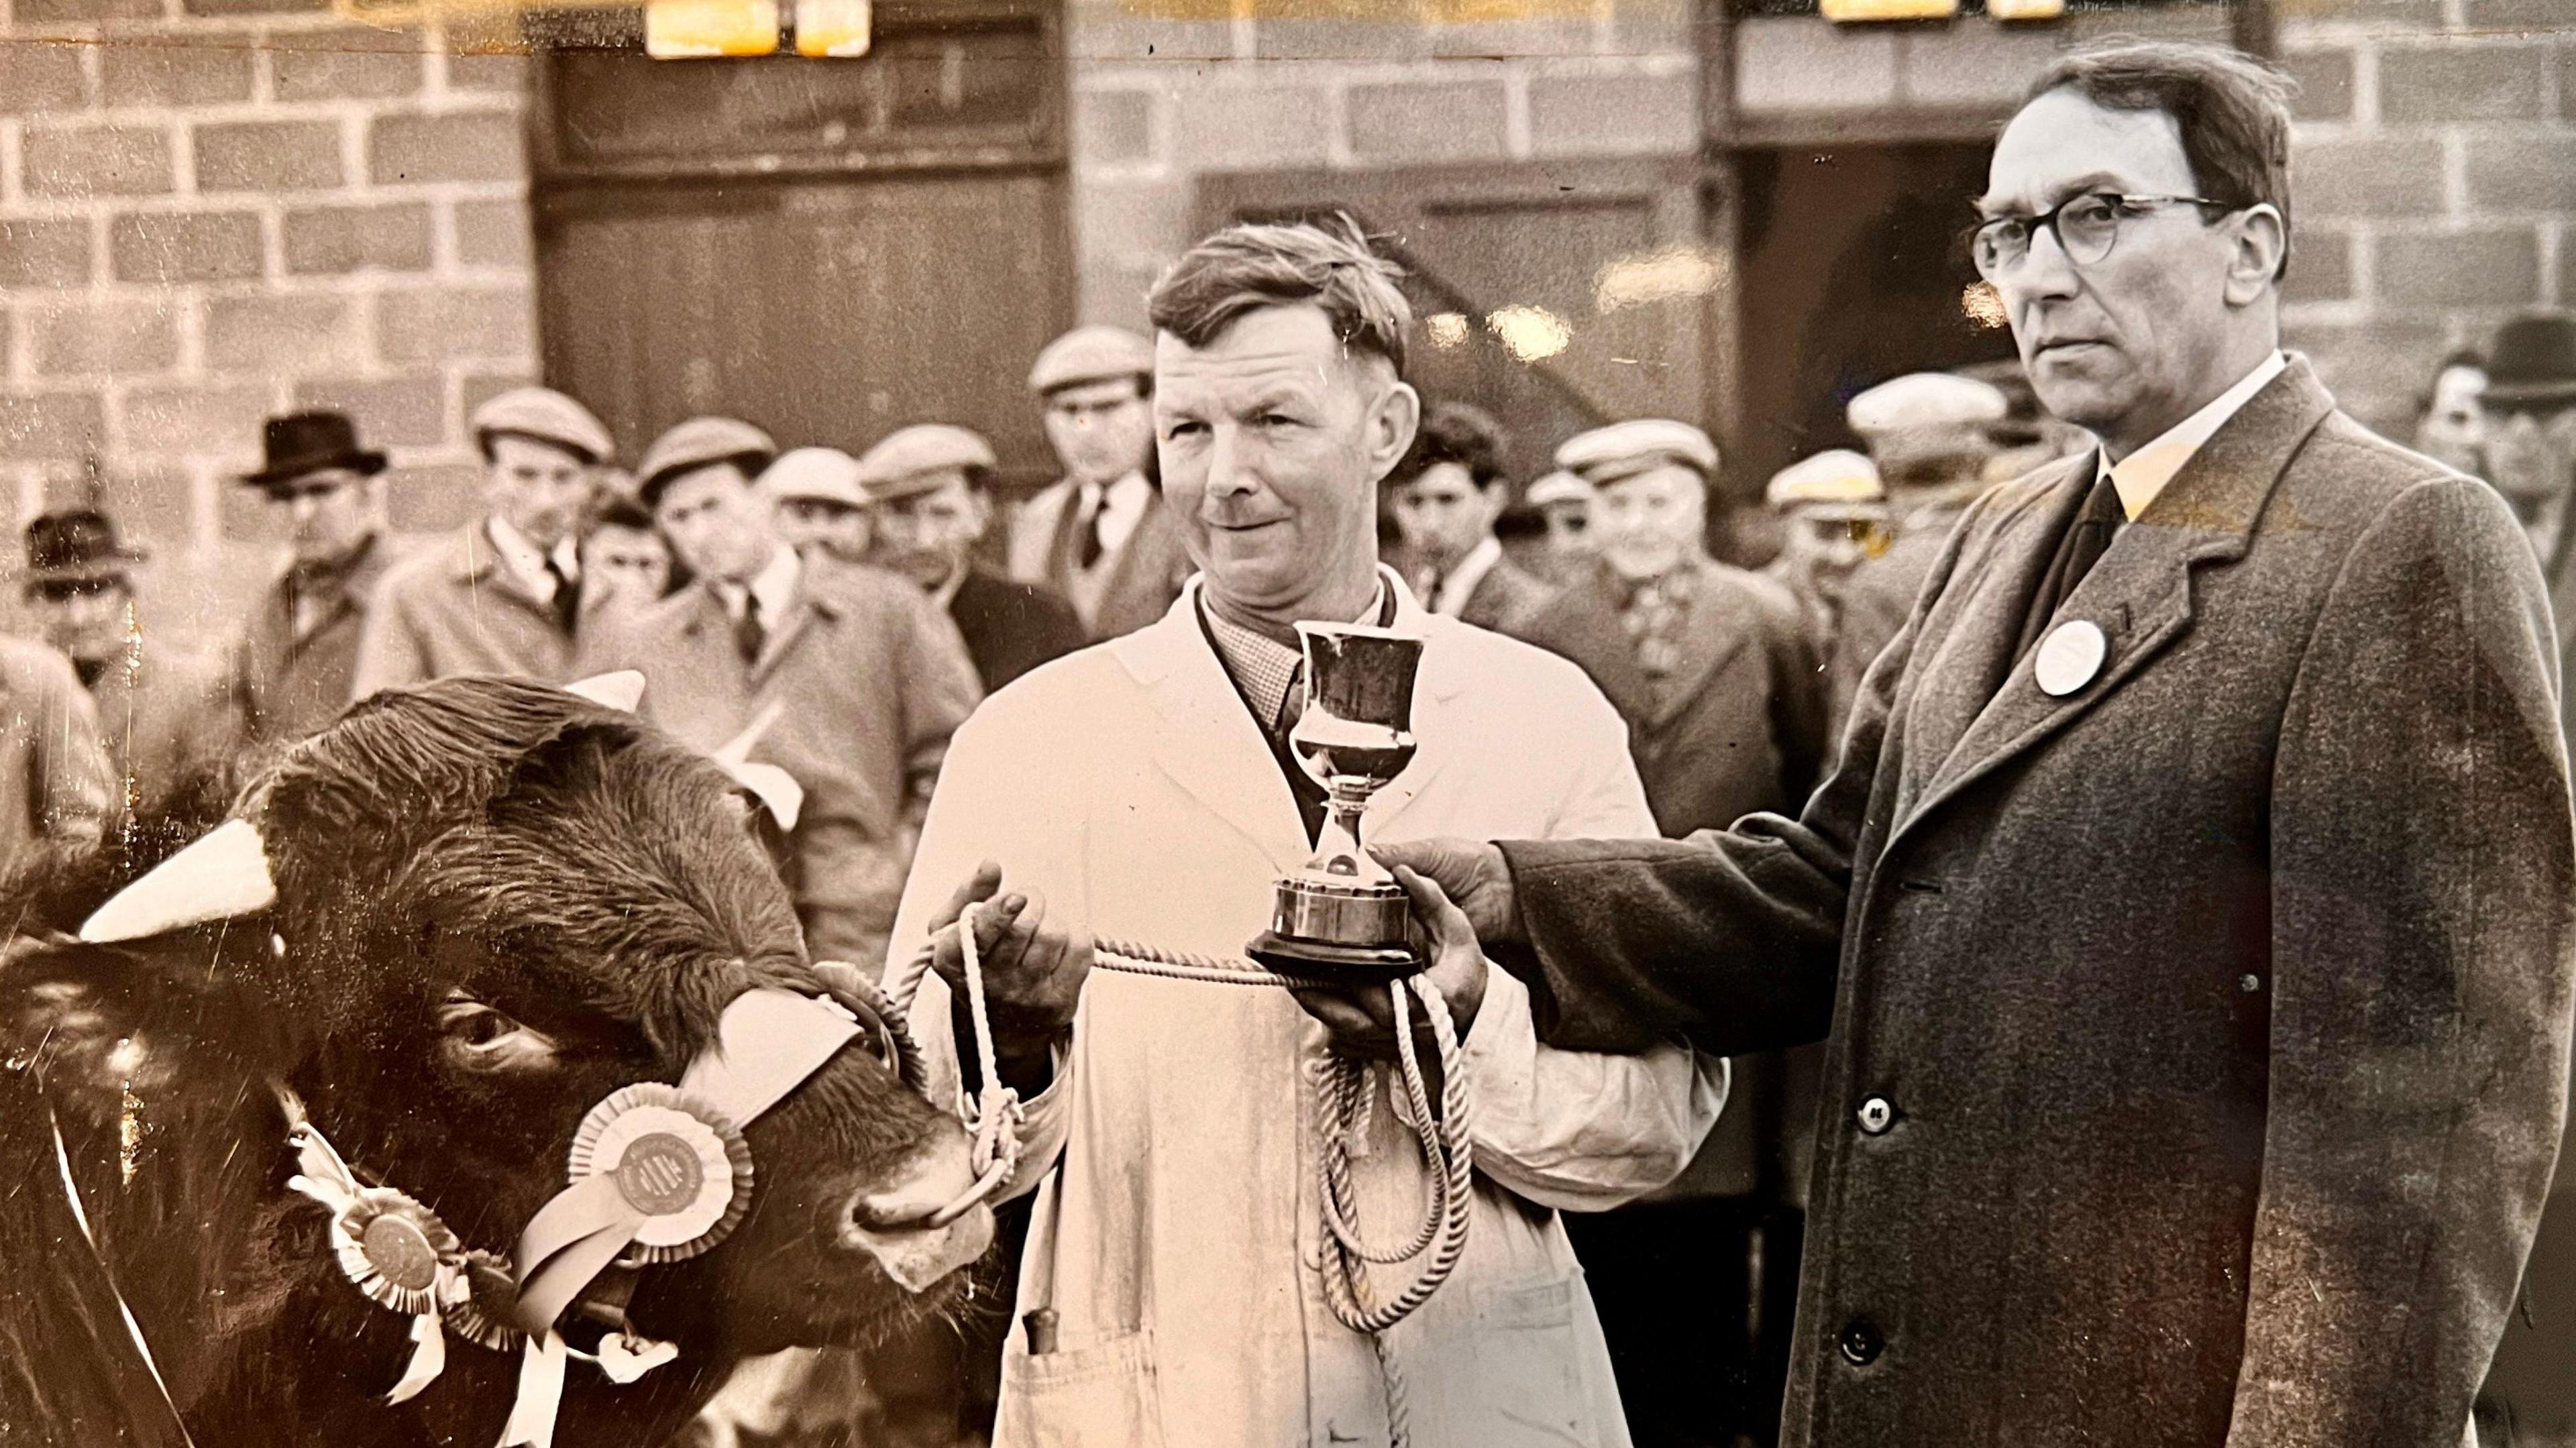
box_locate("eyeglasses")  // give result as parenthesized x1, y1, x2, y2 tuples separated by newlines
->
(1970, 192, 2235, 280)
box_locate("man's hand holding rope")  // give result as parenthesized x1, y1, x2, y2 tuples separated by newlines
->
(927, 862, 1093, 1096)
(1289, 865, 1490, 1067)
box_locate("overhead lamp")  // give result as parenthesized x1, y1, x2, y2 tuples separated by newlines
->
(645, 0, 782, 57)
(794, 0, 872, 56)
(1821, 0, 1958, 19)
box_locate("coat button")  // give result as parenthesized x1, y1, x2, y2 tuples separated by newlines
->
(1856, 1097, 1895, 1135)
(1838, 1318, 1884, 1366)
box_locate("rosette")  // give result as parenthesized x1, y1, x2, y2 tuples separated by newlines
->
(447, 1250, 530, 1353)
(329, 1186, 469, 1317)
(566, 1083, 753, 1262)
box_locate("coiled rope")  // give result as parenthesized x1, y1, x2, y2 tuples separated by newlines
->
(887, 913, 1477, 1448)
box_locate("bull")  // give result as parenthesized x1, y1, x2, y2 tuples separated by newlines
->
(0, 675, 994, 1447)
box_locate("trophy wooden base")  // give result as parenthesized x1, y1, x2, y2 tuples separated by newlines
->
(1246, 930, 1424, 981)
(1248, 875, 1424, 981)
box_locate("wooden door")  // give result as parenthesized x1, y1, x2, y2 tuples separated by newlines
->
(531, 0, 1072, 489)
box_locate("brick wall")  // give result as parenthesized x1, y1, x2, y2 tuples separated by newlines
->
(2276, 0, 2572, 435)
(1065, 0, 1701, 331)
(0, 0, 535, 636)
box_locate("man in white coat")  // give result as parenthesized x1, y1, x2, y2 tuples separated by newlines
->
(888, 218, 1726, 1448)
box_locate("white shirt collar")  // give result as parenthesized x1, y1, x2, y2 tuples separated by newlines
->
(1083, 469, 1153, 561)
(2097, 351, 2287, 521)
(1430, 536, 1503, 618)
(718, 545, 803, 623)
(1198, 575, 1390, 729)
(486, 515, 578, 602)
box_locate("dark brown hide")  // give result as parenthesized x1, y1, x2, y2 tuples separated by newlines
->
(1, 676, 980, 1448)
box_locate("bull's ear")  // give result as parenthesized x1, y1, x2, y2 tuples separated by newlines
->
(0, 932, 257, 1129)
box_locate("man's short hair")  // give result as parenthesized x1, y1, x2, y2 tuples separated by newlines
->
(1397, 402, 1509, 490)
(1147, 215, 1413, 378)
(2028, 40, 2295, 269)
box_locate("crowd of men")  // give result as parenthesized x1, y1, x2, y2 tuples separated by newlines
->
(5, 34, 2575, 1448)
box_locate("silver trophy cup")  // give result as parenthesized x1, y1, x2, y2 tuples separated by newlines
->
(1246, 622, 1428, 980)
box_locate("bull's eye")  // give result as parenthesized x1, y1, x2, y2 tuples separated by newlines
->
(437, 996, 559, 1072)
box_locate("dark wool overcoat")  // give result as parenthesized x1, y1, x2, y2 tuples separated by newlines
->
(1497, 358, 2576, 1447)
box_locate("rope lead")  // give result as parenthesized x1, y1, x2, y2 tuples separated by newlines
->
(896, 914, 1478, 1448)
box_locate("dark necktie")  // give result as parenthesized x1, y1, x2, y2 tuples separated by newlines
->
(2015, 470, 2127, 665)
(733, 594, 765, 668)
(1076, 490, 1108, 571)
(545, 556, 580, 634)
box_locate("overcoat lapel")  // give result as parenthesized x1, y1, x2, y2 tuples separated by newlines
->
(1357, 575, 1462, 839)
(1643, 559, 1752, 731)
(1892, 359, 2337, 846)
(1112, 583, 1309, 871)
(748, 592, 826, 687)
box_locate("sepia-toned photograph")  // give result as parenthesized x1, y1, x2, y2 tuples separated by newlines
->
(2, 0, 2573, 1443)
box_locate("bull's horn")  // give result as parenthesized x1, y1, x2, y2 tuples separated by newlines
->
(79, 819, 280, 944)
(724, 760, 804, 834)
(562, 671, 645, 712)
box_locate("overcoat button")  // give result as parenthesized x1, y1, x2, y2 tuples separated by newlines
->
(1839, 1318, 1884, 1366)
(2239, 974, 2263, 993)
(1856, 1097, 1895, 1135)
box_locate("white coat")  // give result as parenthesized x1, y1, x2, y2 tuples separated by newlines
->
(889, 570, 1727, 1448)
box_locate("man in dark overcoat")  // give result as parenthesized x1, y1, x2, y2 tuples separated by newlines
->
(224, 411, 403, 744)
(1518, 418, 1827, 838)
(857, 423, 1086, 693)
(1386, 40, 2575, 1448)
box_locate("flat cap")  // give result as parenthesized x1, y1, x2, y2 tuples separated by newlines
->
(471, 386, 614, 465)
(635, 416, 778, 507)
(1524, 469, 1592, 509)
(857, 424, 1000, 502)
(1555, 419, 1719, 486)
(1028, 325, 1154, 396)
(1847, 372, 2008, 438)
(1766, 449, 1884, 510)
(761, 447, 869, 511)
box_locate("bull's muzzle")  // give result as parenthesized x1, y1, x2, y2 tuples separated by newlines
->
(840, 1144, 995, 1294)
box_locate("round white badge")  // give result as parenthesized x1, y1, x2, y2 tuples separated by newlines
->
(2035, 619, 2108, 698)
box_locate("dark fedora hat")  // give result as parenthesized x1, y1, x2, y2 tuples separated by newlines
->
(237, 410, 388, 490)
(2484, 309, 2576, 409)
(23, 509, 148, 587)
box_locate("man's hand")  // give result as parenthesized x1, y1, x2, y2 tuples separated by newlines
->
(1368, 838, 1522, 948)
(928, 862, 1091, 1089)
(1291, 866, 1491, 1063)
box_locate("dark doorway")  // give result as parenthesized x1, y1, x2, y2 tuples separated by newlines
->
(1733, 143, 2019, 492)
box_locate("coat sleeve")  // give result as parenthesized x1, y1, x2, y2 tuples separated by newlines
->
(1495, 494, 1988, 1058)
(347, 574, 427, 703)
(1444, 655, 1725, 1211)
(885, 698, 1074, 1204)
(2229, 476, 2575, 1446)
(895, 590, 984, 807)
(28, 651, 113, 848)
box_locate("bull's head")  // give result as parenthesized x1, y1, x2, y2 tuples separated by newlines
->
(1, 677, 991, 1444)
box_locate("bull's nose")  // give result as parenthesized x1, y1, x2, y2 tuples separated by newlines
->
(840, 1140, 994, 1293)
(849, 1133, 978, 1231)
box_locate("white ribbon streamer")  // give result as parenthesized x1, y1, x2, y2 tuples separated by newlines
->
(496, 1332, 570, 1448)
(386, 1315, 445, 1405)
